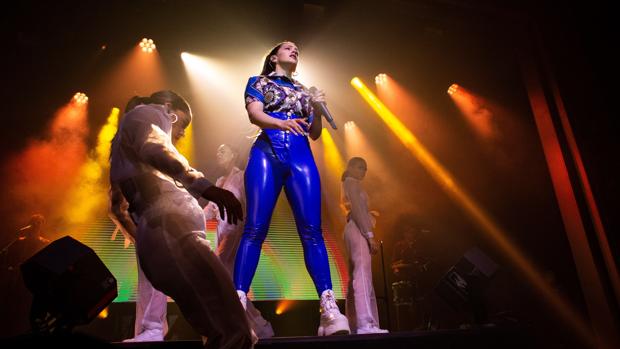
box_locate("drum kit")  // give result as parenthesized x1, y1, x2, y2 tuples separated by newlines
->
(391, 259, 431, 302)
(391, 280, 414, 306)
(390, 258, 432, 330)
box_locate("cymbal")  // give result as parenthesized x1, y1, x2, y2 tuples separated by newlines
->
(391, 262, 413, 269)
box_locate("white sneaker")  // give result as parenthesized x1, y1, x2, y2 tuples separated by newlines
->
(122, 328, 164, 342)
(317, 289, 350, 336)
(236, 290, 258, 345)
(356, 324, 389, 334)
(253, 318, 275, 338)
(237, 290, 248, 310)
(250, 328, 259, 346)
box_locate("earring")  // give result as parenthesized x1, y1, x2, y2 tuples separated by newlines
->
(169, 113, 179, 124)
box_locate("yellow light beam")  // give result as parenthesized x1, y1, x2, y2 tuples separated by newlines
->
(97, 306, 109, 319)
(96, 108, 120, 166)
(320, 127, 345, 177)
(64, 108, 120, 226)
(351, 77, 593, 344)
(175, 123, 194, 163)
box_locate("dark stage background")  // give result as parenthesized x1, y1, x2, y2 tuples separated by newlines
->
(2, 1, 618, 348)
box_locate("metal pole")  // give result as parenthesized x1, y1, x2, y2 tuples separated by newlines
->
(379, 240, 392, 331)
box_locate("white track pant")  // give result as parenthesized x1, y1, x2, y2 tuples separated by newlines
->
(134, 180, 253, 349)
(344, 220, 381, 332)
(133, 256, 168, 336)
(216, 224, 274, 338)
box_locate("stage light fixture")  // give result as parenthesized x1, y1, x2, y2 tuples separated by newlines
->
(447, 83, 459, 95)
(139, 38, 156, 53)
(73, 92, 88, 105)
(375, 73, 387, 85)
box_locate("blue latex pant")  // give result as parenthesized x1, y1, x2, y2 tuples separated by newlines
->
(233, 133, 332, 296)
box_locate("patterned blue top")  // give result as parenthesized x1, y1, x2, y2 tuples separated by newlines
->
(244, 72, 315, 126)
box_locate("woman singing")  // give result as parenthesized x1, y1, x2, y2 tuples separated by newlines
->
(234, 41, 350, 336)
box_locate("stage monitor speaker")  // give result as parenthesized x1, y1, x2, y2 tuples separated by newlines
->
(20, 235, 117, 332)
(435, 246, 498, 323)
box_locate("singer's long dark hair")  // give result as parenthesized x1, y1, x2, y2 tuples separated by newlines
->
(260, 41, 295, 76)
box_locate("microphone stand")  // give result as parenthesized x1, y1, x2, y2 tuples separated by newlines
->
(0, 237, 22, 257)
(379, 240, 392, 331)
(1, 231, 28, 274)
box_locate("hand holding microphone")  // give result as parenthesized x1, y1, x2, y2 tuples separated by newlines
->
(309, 87, 337, 130)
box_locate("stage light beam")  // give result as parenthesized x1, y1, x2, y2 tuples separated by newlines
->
(275, 300, 294, 315)
(320, 127, 345, 177)
(97, 306, 109, 319)
(63, 108, 120, 226)
(175, 123, 194, 163)
(180, 52, 221, 81)
(351, 76, 593, 343)
(448, 84, 497, 140)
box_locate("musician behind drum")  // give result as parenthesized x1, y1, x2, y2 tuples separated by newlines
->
(390, 224, 430, 283)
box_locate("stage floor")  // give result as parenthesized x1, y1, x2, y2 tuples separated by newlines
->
(113, 327, 533, 349)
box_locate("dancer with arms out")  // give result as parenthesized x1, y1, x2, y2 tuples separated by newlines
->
(109, 96, 170, 343)
(109, 90, 254, 348)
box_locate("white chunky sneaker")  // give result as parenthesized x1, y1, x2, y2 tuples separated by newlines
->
(122, 328, 164, 342)
(356, 323, 389, 334)
(317, 289, 350, 336)
(237, 290, 248, 310)
(237, 290, 258, 344)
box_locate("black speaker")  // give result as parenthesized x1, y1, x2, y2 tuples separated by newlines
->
(20, 236, 117, 332)
(435, 247, 499, 324)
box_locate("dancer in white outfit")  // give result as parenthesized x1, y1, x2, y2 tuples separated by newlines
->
(340, 157, 389, 334)
(110, 190, 168, 342)
(204, 144, 274, 338)
(109, 91, 254, 349)
(110, 96, 170, 343)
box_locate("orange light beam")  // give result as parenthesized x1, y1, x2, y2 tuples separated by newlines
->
(448, 84, 497, 140)
(351, 76, 593, 343)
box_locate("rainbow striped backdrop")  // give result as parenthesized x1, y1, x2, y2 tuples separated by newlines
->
(74, 196, 348, 302)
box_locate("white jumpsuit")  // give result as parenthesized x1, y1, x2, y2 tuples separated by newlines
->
(109, 104, 253, 349)
(133, 256, 169, 338)
(341, 177, 382, 333)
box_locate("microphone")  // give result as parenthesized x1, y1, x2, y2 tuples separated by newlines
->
(309, 87, 337, 130)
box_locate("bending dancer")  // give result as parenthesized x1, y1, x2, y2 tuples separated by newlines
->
(234, 41, 350, 336)
(204, 144, 274, 338)
(109, 90, 254, 348)
(341, 157, 388, 334)
(110, 96, 169, 343)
